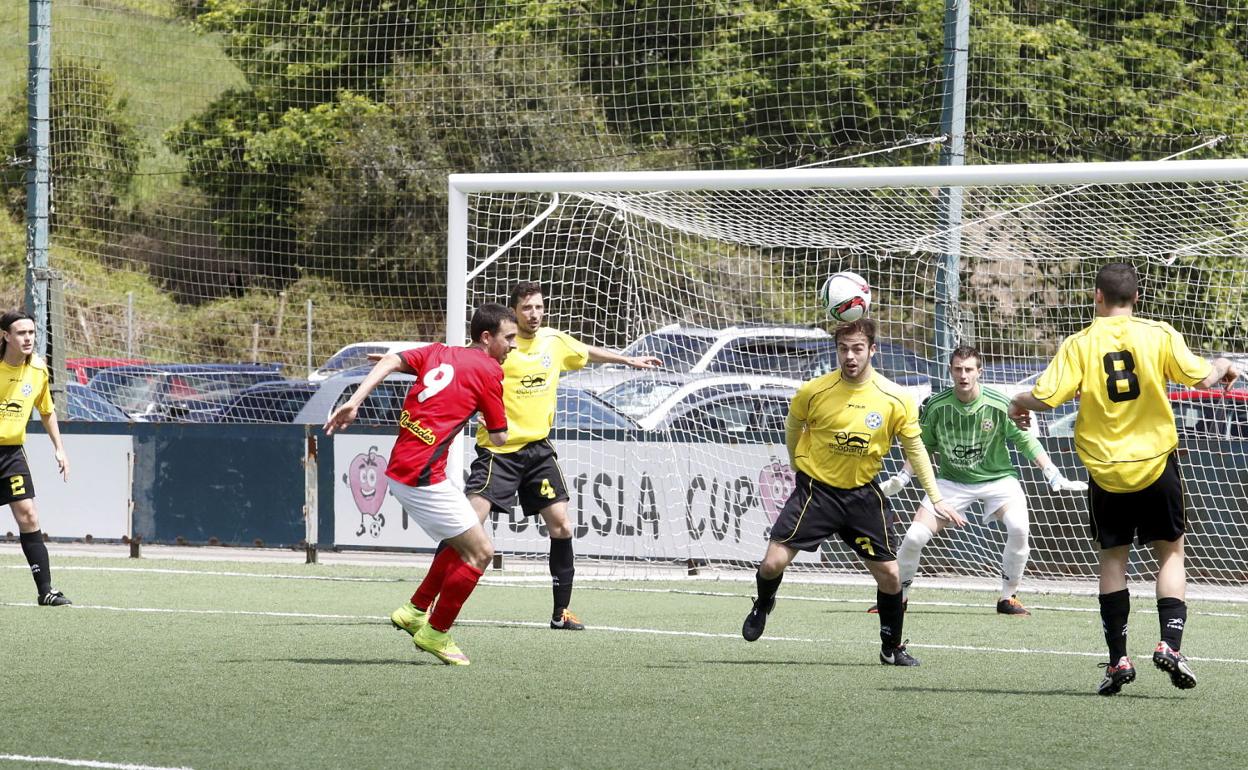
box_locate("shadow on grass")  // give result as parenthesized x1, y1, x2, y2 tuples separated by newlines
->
(684, 659, 877, 668)
(225, 657, 434, 667)
(886, 685, 1170, 699)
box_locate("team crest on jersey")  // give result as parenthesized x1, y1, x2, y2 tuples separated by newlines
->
(865, 411, 883, 430)
(541, 353, 553, 369)
(20, 383, 32, 397)
(981, 417, 994, 432)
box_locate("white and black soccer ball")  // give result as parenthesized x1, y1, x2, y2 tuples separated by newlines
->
(819, 271, 871, 322)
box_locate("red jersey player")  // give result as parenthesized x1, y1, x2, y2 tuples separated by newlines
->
(324, 303, 517, 665)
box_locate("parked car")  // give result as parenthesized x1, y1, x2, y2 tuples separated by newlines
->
(309, 341, 428, 382)
(600, 373, 803, 431)
(1169, 388, 1248, 439)
(212, 380, 321, 423)
(88, 363, 286, 421)
(65, 356, 146, 385)
(649, 387, 795, 435)
(295, 368, 635, 430)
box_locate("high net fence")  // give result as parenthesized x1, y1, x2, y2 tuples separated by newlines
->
(4, 0, 1248, 413)
(455, 163, 1248, 592)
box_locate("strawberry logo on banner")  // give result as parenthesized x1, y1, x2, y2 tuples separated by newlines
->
(344, 445, 388, 537)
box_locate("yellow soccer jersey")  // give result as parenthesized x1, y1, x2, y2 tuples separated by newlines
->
(790, 369, 921, 489)
(1032, 315, 1211, 492)
(476, 327, 589, 453)
(0, 356, 54, 445)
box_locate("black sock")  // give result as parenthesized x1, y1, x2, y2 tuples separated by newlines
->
(550, 537, 575, 617)
(877, 589, 905, 649)
(1157, 597, 1187, 651)
(1099, 589, 1131, 661)
(755, 570, 783, 606)
(19, 530, 52, 596)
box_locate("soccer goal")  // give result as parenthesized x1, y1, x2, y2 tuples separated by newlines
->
(449, 159, 1248, 598)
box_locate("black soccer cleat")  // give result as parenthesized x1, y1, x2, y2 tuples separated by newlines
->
(996, 595, 1031, 616)
(1097, 656, 1136, 696)
(742, 596, 774, 642)
(37, 589, 71, 607)
(879, 642, 920, 667)
(1152, 642, 1197, 690)
(550, 609, 586, 630)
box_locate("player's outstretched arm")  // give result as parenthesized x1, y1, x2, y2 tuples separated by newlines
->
(1198, 357, 1240, 390)
(1008, 392, 1052, 430)
(324, 353, 407, 435)
(587, 345, 661, 369)
(899, 434, 966, 526)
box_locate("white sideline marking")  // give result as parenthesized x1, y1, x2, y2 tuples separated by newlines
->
(1, 601, 1245, 665)
(0, 754, 192, 770)
(3, 564, 1242, 618)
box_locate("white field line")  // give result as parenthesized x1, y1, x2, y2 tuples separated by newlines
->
(0, 754, 192, 770)
(1, 601, 1245, 665)
(2, 564, 1242, 618)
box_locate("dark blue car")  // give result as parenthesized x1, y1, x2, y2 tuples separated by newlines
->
(87, 363, 286, 422)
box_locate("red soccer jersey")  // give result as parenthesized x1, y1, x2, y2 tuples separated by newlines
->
(385, 343, 506, 487)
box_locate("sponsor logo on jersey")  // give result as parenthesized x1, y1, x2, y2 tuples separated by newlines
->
(950, 443, 985, 465)
(520, 373, 547, 389)
(865, 411, 883, 429)
(830, 431, 871, 455)
(1, 401, 22, 412)
(398, 410, 437, 445)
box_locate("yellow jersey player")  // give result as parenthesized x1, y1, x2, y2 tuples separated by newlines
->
(465, 281, 660, 630)
(1010, 263, 1238, 695)
(1, 310, 71, 606)
(741, 318, 960, 666)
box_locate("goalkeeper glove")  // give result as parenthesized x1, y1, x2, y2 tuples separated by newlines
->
(1043, 464, 1088, 493)
(879, 469, 912, 497)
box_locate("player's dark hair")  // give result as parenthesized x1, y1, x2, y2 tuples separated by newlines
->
(1096, 262, 1138, 307)
(833, 318, 876, 347)
(470, 303, 516, 343)
(950, 344, 983, 368)
(0, 309, 35, 360)
(509, 281, 543, 309)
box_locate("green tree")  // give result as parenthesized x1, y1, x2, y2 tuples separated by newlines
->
(1, 57, 140, 232)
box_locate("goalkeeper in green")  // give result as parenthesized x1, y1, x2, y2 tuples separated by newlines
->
(874, 345, 1087, 615)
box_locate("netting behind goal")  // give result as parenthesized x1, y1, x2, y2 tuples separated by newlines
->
(459, 165, 1248, 596)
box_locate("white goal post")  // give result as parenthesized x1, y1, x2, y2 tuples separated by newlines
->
(448, 160, 1248, 598)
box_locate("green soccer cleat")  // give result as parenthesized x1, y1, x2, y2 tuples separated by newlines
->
(412, 625, 470, 666)
(390, 602, 428, 636)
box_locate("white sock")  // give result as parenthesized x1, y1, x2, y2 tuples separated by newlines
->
(897, 521, 933, 601)
(1000, 506, 1031, 600)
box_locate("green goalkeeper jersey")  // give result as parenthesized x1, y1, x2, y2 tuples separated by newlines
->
(920, 385, 1043, 484)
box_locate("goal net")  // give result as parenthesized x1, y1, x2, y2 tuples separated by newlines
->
(454, 161, 1248, 597)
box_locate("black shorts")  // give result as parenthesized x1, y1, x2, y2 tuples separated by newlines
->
(1089, 453, 1185, 548)
(465, 439, 569, 516)
(0, 445, 35, 506)
(770, 470, 894, 561)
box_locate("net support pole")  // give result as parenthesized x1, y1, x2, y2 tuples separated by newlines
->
(445, 182, 470, 485)
(25, 0, 51, 357)
(934, 0, 969, 375)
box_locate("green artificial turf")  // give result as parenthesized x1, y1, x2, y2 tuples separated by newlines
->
(2, 554, 1246, 769)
